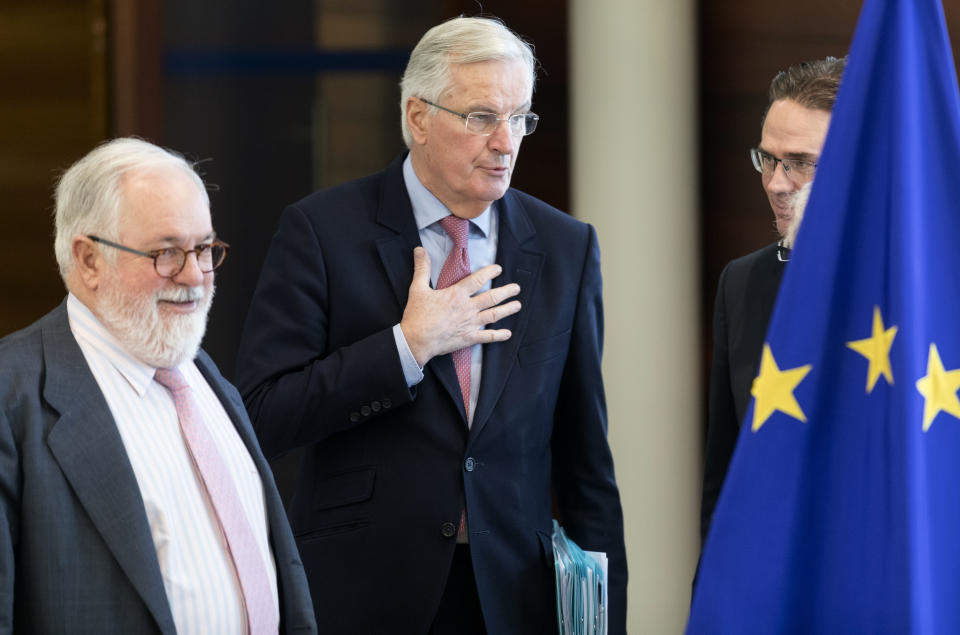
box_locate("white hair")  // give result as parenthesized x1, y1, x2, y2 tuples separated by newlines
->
(53, 137, 208, 279)
(399, 16, 537, 147)
(784, 182, 812, 249)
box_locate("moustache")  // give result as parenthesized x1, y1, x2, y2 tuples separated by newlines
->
(156, 286, 206, 303)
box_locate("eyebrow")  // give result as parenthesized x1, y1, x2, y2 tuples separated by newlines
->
(154, 232, 216, 246)
(468, 102, 532, 114)
(757, 147, 818, 161)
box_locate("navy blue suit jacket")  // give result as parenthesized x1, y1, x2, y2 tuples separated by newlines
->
(236, 153, 627, 634)
(0, 302, 316, 634)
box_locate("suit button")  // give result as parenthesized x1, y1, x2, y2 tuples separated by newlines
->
(371, 400, 382, 412)
(440, 522, 457, 538)
(349, 411, 360, 423)
(360, 405, 371, 417)
(382, 398, 392, 409)
(464, 457, 475, 472)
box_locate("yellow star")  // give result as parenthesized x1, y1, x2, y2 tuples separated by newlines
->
(915, 343, 960, 432)
(845, 306, 897, 393)
(750, 344, 812, 432)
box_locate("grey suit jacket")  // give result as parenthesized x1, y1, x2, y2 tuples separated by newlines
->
(0, 301, 316, 634)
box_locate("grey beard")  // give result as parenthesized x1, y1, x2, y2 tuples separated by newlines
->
(97, 281, 214, 368)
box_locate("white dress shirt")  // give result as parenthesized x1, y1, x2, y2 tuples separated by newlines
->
(67, 293, 279, 635)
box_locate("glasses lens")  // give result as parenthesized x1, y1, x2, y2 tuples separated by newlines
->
(155, 248, 185, 277)
(783, 159, 816, 180)
(466, 113, 499, 135)
(505, 114, 539, 136)
(206, 244, 227, 271)
(523, 113, 539, 136)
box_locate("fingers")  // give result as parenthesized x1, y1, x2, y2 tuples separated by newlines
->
(481, 283, 521, 307)
(479, 300, 522, 325)
(476, 328, 513, 344)
(462, 263, 504, 294)
(410, 247, 431, 288)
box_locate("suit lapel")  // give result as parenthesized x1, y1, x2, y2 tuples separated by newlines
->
(470, 192, 544, 439)
(374, 155, 465, 418)
(42, 307, 176, 634)
(375, 153, 422, 309)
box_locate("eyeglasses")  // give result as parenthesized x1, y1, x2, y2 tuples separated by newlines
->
(750, 148, 817, 182)
(88, 235, 229, 278)
(419, 98, 539, 136)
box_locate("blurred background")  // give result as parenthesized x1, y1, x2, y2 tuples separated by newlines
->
(4, 0, 958, 630)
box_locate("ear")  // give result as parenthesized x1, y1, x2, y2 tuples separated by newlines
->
(406, 97, 430, 146)
(72, 236, 104, 291)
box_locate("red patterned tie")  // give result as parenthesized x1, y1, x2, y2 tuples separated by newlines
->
(436, 215, 473, 420)
(154, 367, 279, 635)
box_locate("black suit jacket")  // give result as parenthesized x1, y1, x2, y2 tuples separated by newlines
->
(0, 302, 316, 633)
(700, 242, 786, 544)
(235, 153, 627, 634)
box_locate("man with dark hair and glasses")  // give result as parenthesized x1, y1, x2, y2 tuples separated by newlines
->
(235, 15, 626, 635)
(0, 137, 316, 633)
(699, 56, 847, 550)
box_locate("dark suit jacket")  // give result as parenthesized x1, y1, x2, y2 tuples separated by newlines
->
(0, 302, 316, 634)
(235, 153, 627, 634)
(700, 242, 786, 544)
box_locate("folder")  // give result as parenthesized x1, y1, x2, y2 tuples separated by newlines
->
(551, 519, 608, 635)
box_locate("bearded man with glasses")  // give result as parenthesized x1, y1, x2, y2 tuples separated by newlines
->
(236, 15, 627, 635)
(699, 57, 847, 552)
(0, 138, 316, 634)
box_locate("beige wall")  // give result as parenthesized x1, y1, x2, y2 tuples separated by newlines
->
(570, 0, 701, 630)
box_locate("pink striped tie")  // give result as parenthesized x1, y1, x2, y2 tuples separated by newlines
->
(154, 367, 279, 635)
(436, 215, 473, 420)
(435, 215, 473, 543)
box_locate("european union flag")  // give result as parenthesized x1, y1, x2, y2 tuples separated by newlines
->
(688, 0, 960, 631)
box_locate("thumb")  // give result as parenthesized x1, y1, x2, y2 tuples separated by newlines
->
(411, 246, 431, 287)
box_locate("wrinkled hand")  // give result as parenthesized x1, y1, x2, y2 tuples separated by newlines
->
(400, 246, 521, 367)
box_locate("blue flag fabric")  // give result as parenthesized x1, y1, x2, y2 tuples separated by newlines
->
(688, 0, 960, 632)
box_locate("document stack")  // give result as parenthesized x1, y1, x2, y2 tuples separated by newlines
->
(551, 519, 608, 635)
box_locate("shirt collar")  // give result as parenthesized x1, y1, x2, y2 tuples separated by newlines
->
(66, 293, 160, 397)
(402, 154, 493, 238)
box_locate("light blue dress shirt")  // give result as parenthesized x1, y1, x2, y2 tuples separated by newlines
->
(392, 154, 500, 426)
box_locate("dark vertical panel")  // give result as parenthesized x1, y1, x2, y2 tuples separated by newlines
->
(0, 0, 108, 337)
(111, 0, 164, 140)
(163, 0, 316, 380)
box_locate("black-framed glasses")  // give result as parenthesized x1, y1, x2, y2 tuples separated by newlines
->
(420, 98, 539, 136)
(87, 235, 229, 278)
(750, 148, 817, 182)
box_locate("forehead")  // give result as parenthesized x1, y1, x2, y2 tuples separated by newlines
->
(445, 58, 532, 109)
(118, 166, 211, 242)
(760, 98, 832, 156)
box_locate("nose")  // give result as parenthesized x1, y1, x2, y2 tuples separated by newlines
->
(172, 250, 206, 286)
(764, 161, 796, 193)
(487, 118, 518, 155)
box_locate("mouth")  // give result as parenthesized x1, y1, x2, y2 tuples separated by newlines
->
(159, 299, 198, 314)
(480, 165, 510, 176)
(157, 288, 205, 314)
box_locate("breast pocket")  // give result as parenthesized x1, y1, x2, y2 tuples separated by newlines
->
(518, 329, 572, 368)
(312, 466, 376, 510)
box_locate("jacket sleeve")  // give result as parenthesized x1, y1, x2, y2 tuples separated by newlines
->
(235, 203, 414, 459)
(550, 225, 628, 635)
(0, 410, 18, 634)
(700, 263, 741, 546)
